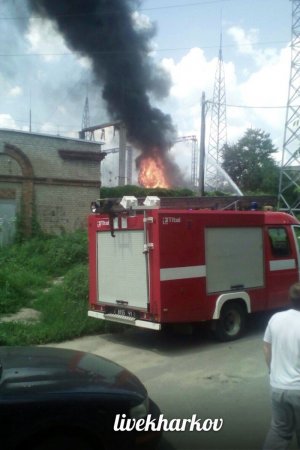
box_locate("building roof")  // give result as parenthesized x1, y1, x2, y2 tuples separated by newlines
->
(0, 128, 105, 146)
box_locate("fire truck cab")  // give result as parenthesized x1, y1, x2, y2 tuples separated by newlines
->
(88, 196, 300, 341)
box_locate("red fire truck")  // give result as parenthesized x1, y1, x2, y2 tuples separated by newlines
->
(88, 196, 300, 340)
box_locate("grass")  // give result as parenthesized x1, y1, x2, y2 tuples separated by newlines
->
(0, 231, 118, 345)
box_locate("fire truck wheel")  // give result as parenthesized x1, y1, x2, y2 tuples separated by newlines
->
(215, 302, 246, 341)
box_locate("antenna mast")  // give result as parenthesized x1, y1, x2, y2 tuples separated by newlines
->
(278, 0, 300, 215)
(206, 32, 227, 191)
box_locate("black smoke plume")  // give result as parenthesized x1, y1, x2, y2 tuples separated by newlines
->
(27, 0, 183, 186)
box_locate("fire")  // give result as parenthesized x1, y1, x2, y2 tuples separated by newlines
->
(138, 155, 170, 188)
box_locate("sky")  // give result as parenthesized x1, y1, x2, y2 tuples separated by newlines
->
(0, 0, 294, 186)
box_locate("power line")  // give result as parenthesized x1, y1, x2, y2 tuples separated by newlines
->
(0, 0, 269, 20)
(0, 39, 289, 57)
(3, 116, 79, 130)
(206, 99, 294, 109)
(203, 101, 298, 116)
(7, 102, 289, 131)
(140, 0, 269, 12)
(225, 103, 289, 109)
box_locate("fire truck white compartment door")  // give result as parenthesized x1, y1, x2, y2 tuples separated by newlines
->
(97, 230, 148, 309)
(205, 227, 264, 293)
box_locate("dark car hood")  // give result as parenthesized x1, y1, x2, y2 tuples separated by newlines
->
(0, 346, 146, 399)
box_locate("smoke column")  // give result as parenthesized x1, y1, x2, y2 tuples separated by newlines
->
(27, 0, 183, 185)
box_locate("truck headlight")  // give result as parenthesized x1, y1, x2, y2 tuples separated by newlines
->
(129, 397, 149, 419)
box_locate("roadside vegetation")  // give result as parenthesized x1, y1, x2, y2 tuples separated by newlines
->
(0, 230, 112, 346)
(0, 186, 193, 346)
(100, 185, 195, 198)
(222, 128, 280, 195)
(0, 176, 279, 347)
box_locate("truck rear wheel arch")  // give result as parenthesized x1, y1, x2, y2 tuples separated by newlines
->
(212, 294, 250, 342)
(212, 292, 251, 320)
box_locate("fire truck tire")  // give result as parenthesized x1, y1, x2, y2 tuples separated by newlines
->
(215, 302, 246, 341)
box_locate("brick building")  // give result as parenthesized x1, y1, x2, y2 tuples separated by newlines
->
(0, 129, 105, 242)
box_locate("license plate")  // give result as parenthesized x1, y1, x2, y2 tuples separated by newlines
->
(114, 308, 136, 319)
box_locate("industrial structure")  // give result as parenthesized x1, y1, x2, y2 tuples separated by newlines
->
(206, 32, 227, 191)
(80, 121, 129, 186)
(80, 112, 198, 188)
(175, 135, 198, 187)
(79, 0, 299, 201)
(278, 0, 300, 216)
(81, 96, 94, 141)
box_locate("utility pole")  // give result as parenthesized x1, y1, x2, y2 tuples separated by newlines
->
(29, 89, 32, 133)
(278, 0, 300, 215)
(118, 123, 127, 186)
(206, 32, 227, 191)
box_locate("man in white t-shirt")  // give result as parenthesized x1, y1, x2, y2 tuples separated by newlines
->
(263, 282, 300, 450)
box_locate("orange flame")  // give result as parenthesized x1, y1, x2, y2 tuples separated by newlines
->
(138, 155, 170, 188)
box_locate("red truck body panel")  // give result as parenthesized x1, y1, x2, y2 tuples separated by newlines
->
(88, 208, 300, 331)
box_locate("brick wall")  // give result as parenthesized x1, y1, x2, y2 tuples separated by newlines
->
(0, 129, 105, 235)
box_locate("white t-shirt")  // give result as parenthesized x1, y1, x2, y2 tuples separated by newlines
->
(264, 309, 300, 389)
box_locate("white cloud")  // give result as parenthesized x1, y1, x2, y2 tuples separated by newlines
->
(158, 28, 291, 172)
(227, 26, 278, 66)
(9, 86, 22, 97)
(57, 105, 67, 115)
(161, 47, 238, 141)
(228, 26, 259, 56)
(25, 18, 92, 72)
(236, 46, 290, 134)
(77, 56, 92, 70)
(0, 114, 17, 129)
(132, 11, 153, 32)
(163, 48, 217, 100)
(40, 121, 60, 135)
(25, 18, 69, 62)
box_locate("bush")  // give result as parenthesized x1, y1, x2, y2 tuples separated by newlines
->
(99, 185, 195, 199)
(45, 231, 88, 275)
(63, 264, 89, 304)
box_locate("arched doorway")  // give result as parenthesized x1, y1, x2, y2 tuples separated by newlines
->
(0, 143, 34, 240)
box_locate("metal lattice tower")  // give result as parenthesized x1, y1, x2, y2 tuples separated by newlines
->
(175, 136, 198, 187)
(206, 32, 227, 191)
(81, 96, 95, 141)
(127, 146, 133, 185)
(278, 0, 300, 214)
(190, 137, 198, 187)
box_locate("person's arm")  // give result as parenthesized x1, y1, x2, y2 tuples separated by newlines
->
(263, 341, 272, 373)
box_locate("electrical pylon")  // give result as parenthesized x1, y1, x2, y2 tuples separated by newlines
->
(206, 32, 227, 191)
(81, 95, 94, 141)
(278, 0, 300, 215)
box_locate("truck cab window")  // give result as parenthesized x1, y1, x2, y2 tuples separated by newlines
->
(293, 226, 300, 255)
(268, 227, 291, 257)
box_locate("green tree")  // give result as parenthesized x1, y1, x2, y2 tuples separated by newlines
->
(222, 128, 280, 194)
